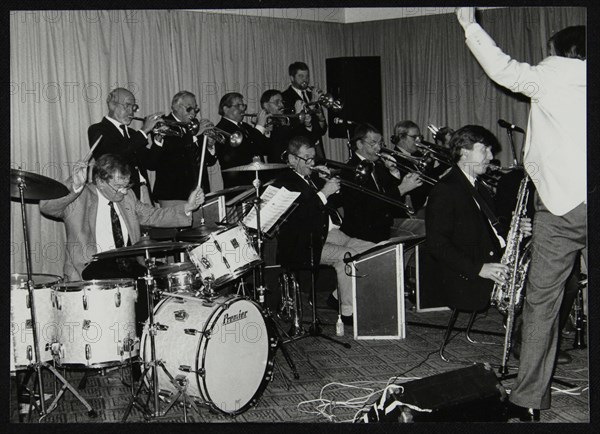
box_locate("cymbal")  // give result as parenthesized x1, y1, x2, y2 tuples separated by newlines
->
(93, 238, 195, 260)
(222, 162, 288, 172)
(176, 224, 222, 242)
(11, 169, 70, 201)
(205, 185, 253, 200)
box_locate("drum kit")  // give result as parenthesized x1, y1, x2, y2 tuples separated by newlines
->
(10, 160, 300, 422)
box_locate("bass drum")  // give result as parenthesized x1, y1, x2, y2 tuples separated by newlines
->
(142, 294, 275, 415)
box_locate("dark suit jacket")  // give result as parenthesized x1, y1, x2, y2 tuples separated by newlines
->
(215, 117, 268, 187)
(425, 167, 503, 311)
(281, 86, 327, 159)
(271, 169, 329, 269)
(340, 155, 403, 243)
(152, 113, 218, 200)
(88, 117, 162, 200)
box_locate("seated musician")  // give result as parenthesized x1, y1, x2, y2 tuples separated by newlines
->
(39, 154, 205, 333)
(273, 136, 374, 325)
(152, 90, 218, 208)
(390, 120, 449, 215)
(433, 126, 455, 149)
(341, 123, 425, 244)
(88, 87, 164, 204)
(425, 125, 531, 313)
(215, 92, 269, 187)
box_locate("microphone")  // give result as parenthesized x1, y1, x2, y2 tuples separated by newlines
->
(498, 119, 525, 134)
(333, 117, 356, 126)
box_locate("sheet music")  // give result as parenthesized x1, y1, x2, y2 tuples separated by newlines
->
(242, 186, 300, 232)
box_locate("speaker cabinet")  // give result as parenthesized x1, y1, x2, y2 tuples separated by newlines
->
(351, 243, 405, 339)
(414, 244, 449, 312)
(359, 363, 508, 423)
(325, 57, 382, 139)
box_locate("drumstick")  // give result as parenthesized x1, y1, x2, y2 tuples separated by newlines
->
(83, 135, 103, 164)
(197, 134, 208, 189)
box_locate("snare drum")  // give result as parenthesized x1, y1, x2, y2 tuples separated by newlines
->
(152, 261, 199, 293)
(53, 279, 138, 368)
(142, 294, 274, 415)
(187, 224, 262, 288)
(10, 273, 62, 371)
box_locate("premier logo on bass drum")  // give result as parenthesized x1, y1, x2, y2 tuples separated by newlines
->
(222, 310, 248, 326)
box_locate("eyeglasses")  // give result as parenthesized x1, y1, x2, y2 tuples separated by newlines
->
(230, 103, 248, 111)
(406, 134, 423, 141)
(115, 102, 139, 113)
(363, 139, 383, 148)
(292, 154, 315, 165)
(104, 178, 134, 194)
(184, 106, 201, 114)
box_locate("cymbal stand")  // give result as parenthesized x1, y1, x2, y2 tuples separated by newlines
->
(249, 168, 300, 381)
(121, 250, 200, 422)
(14, 174, 96, 421)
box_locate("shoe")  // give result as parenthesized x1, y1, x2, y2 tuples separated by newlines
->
(506, 401, 540, 422)
(326, 293, 339, 311)
(557, 349, 573, 365)
(341, 315, 353, 326)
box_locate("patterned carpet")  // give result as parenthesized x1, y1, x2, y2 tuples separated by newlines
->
(10, 289, 589, 424)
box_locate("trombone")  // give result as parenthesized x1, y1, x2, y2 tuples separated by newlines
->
(414, 141, 453, 166)
(309, 164, 415, 215)
(376, 148, 438, 185)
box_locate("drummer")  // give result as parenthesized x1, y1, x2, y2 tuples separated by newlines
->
(39, 153, 205, 331)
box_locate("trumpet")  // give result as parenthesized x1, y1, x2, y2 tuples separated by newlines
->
(202, 127, 243, 147)
(243, 113, 308, 127)
(376, 148, 438, 185)
(304, 93, 343, 112)
(133, 116, 200, 137)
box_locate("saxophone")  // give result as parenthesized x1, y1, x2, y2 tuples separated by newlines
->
(490, 176, 531, 315)
(490, 176, 531, 375)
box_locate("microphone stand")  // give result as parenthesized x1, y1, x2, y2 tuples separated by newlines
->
(503, 128, 520, 167)
(345, 126, 353, 161)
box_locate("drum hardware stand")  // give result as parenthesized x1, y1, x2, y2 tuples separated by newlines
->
(13, 173, 97, 421)
(121, 250, 201, 421)
(284, 234, 351, 350)
(247, 167, 301, 382)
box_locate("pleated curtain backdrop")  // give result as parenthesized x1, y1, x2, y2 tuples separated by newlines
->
(10, 7, 585, 277)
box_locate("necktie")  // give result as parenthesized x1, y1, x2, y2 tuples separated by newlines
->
(304, 175, 318, 190)
(371, 164, 381, 192)
(108, 201, 125, 248)
(120, 124, 130, 139)
(302, 91, 309, 104)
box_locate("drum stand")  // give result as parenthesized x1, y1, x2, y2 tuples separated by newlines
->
(121, 252, 201, 422)
(247, 170, 300, 382)
(13, 174, 97, 421)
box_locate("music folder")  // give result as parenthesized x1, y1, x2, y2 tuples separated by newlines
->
(242, 186, 300, 233)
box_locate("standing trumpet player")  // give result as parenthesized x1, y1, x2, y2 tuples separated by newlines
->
(152, 90, 218, 209)
(88, 87, 165, 204)
(282, 61, 328, 160)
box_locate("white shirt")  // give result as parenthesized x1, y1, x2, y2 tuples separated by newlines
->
(465, 23, 586, 216)
(459, 167, 506, 249)
(94, 187, 129, 253)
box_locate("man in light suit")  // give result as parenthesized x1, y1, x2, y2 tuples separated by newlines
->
(457, 8, 586, 420)
(39, 153, 205, 282)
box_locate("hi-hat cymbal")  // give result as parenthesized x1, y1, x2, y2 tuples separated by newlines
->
(176, 224, 222, 242)
(222, 162, 288, 172)
(11, 169, 70, 201)
(93, 238, 195, 260)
